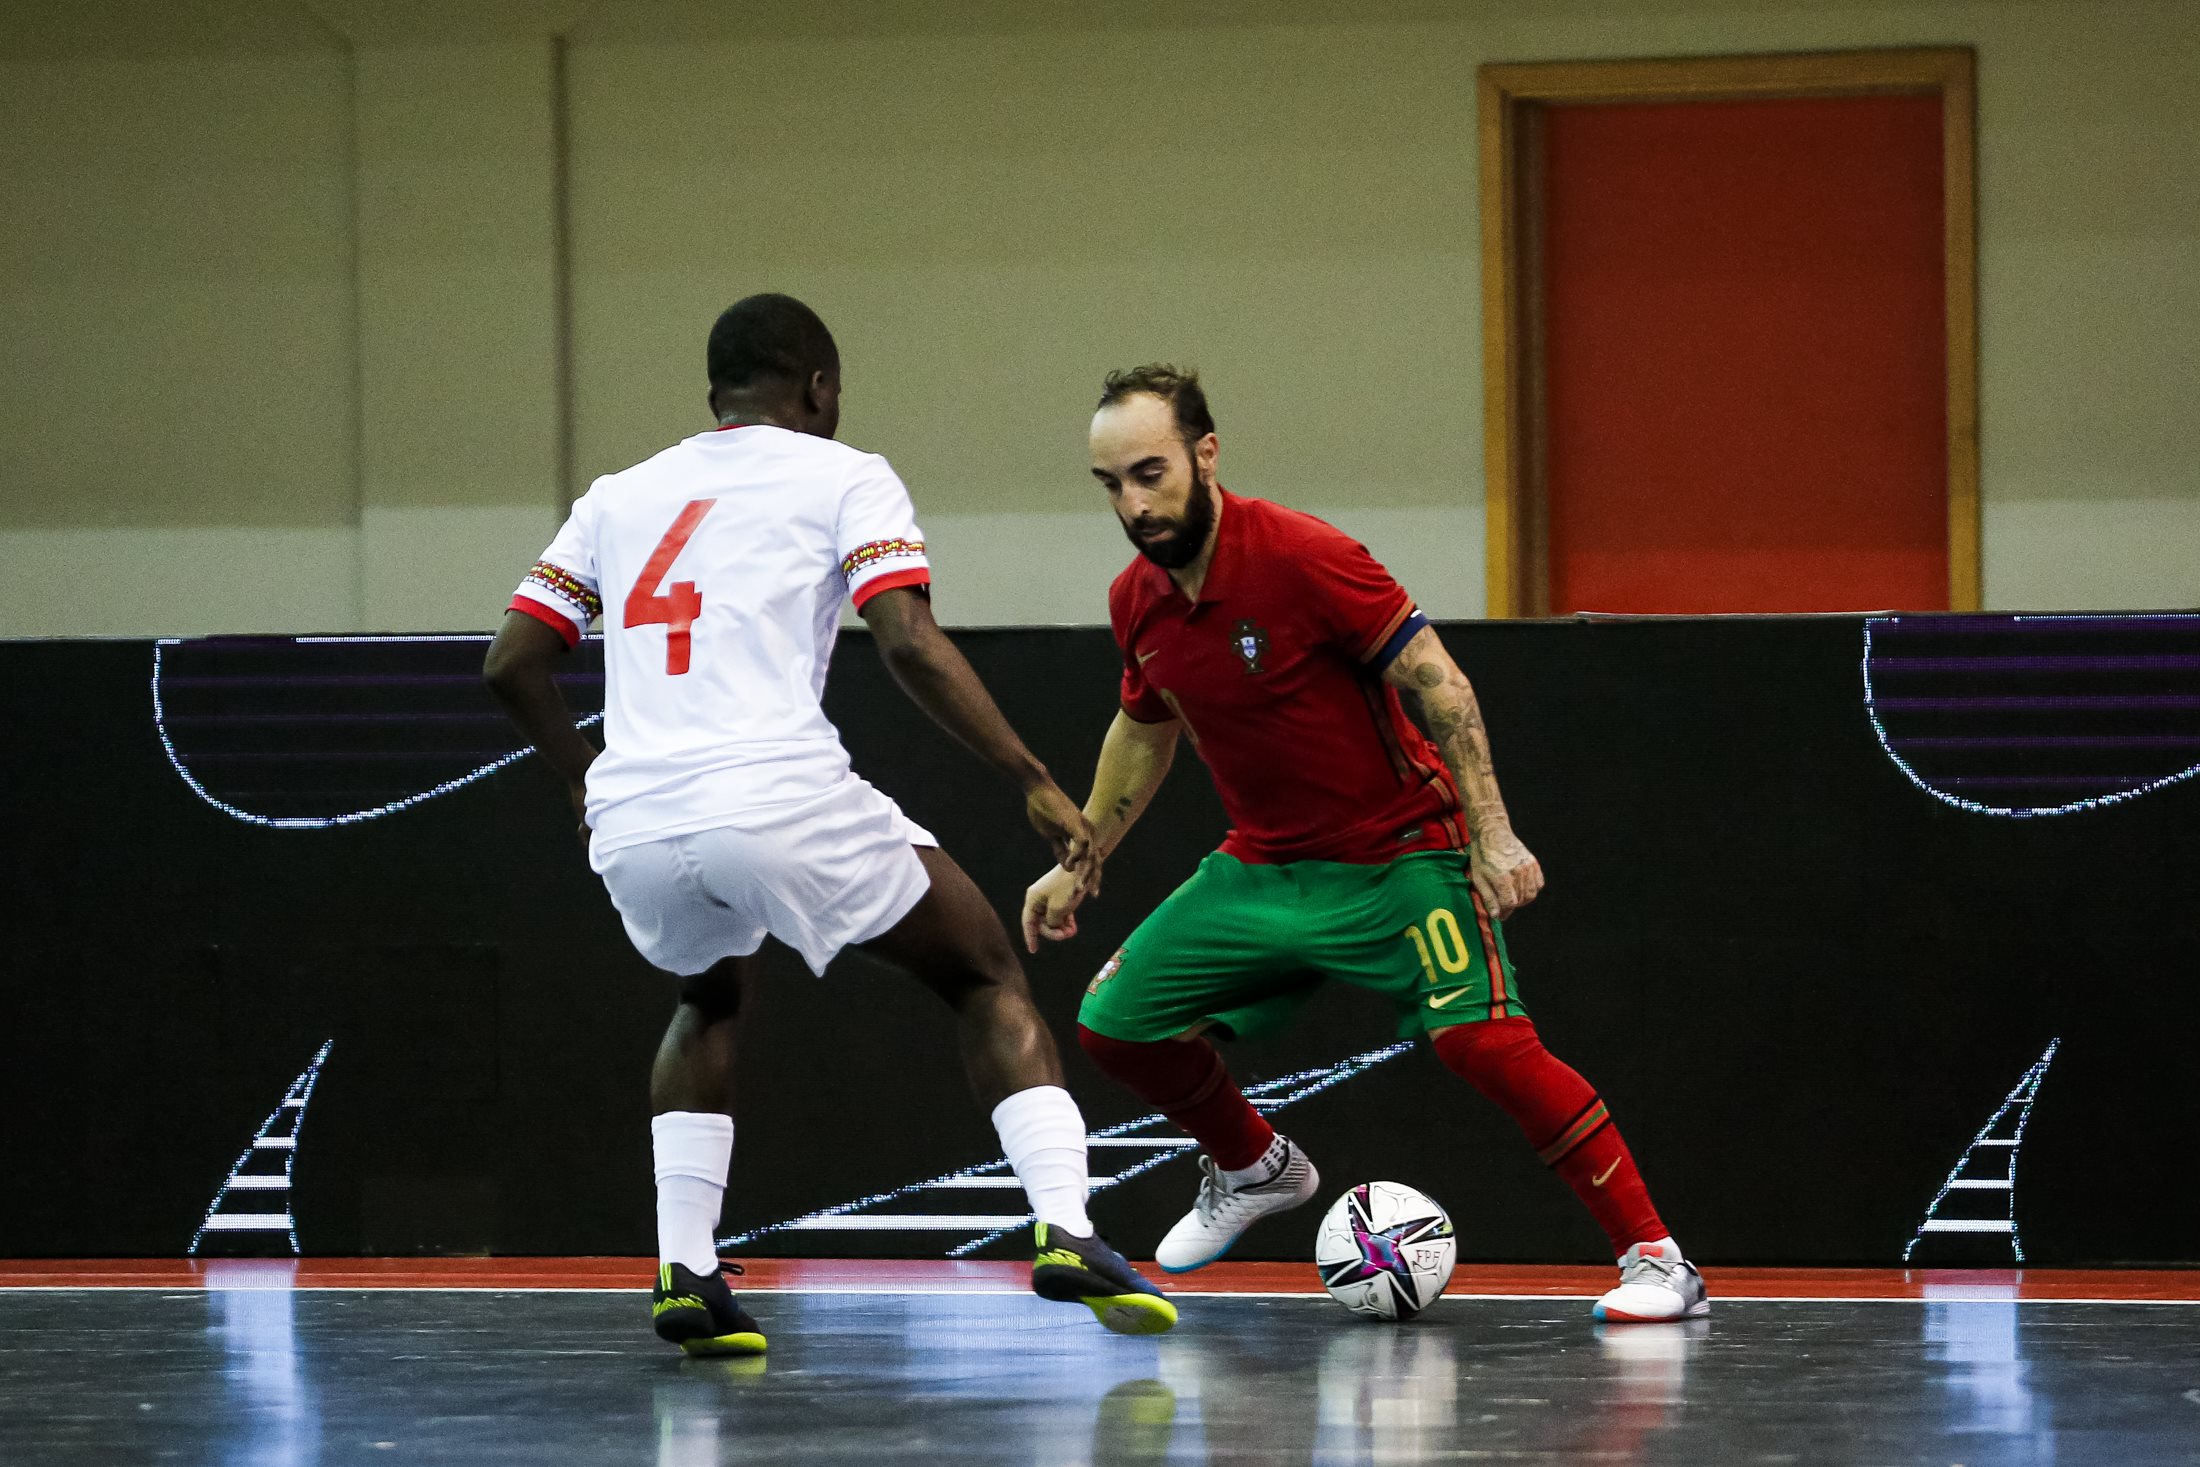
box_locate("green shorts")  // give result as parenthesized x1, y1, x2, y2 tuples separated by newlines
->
(1078, 849, 1521, 1044)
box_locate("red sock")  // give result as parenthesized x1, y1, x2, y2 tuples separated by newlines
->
(1433, 1016, 1666, 1258)
(1078, 1026, 1275, 1170)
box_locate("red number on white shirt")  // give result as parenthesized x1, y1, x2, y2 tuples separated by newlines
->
(624, 499, 717, 674)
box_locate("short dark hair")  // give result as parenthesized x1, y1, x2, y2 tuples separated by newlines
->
(1097, 364, 1215, 451)
(706, 293, 839, 394)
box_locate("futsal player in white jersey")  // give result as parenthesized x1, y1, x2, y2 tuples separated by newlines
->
(484, 294, 1174, 1352)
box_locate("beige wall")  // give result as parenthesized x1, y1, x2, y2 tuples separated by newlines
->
(3, 0, 2194, 636)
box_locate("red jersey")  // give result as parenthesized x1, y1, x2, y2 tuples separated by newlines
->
(1110, 490, 1468, 865)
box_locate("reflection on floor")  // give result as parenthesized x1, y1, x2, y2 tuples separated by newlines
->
(1, 1263, 2196, 1465)
(8, 1256, 2199, 1299)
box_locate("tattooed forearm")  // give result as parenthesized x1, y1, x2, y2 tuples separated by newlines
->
(1079, 709, 1181, 860)
(1389, 631, 1511, 837)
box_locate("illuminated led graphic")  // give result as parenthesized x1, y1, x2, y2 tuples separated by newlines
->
(1864, 614, 2200, 817)
(152, 635, 604, 829)
(1905, 1039, 2059, 1264)
(190, 1040, 334, 1257)
(721, 1042, 1414, 1257)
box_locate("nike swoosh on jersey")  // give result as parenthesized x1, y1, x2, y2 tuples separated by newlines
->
(1427, 987, 1474, 1009)
(1136, 648, 1160, 664)
(1592, 1158, 1621, 1187)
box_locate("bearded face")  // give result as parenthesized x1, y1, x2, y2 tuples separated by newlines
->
(1091, 389, 1221, 574)
(1121, 457, 1217, 569)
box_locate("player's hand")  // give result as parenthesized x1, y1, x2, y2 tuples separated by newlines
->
(1470, 825, 1544, 919)
(568, 779, 591, 842)
(1022, 864, 1091, 953)
(1025, 781, 1099, 888)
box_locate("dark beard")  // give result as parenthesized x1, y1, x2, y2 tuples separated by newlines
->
(1123, 468, 1217, 569)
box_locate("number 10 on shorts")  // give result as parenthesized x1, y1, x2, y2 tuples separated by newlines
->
(1404, 909, 1473, 983)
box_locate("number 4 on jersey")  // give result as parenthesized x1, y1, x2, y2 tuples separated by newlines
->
(625, 499, 717, 674)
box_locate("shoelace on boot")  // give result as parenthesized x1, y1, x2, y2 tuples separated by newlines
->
(1619, 1253, 1681, 1288)
(1191, 1155, 1286, 1225)
(1191, 1157, 1231, 1222)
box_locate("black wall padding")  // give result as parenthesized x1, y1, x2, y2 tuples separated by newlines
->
(1, 618, 2194, 1264)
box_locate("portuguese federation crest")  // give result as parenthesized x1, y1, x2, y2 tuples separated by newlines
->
(1232, 618, 1269, 675)
(1086, 945, 1127, 996)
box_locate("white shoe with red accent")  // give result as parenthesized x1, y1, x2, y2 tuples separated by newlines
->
(1593, 1240, 1709, 1323)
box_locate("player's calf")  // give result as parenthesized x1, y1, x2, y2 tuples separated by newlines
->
(1077, 1028, 1279, 1173)
(862, 847, 1069, 1107)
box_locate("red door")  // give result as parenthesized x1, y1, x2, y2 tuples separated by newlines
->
(1540, 94, 1948, 613)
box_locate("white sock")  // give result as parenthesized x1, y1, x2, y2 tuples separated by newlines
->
(652, 1111, 734, 1273)
(991, 1085, 1094, 1236)
(1221, 1133, 1289, 1188)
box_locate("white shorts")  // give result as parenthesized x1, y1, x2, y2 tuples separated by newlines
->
(590, 776, 936, 977)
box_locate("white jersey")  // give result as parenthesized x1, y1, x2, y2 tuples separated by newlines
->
(509, 424, 932, 855)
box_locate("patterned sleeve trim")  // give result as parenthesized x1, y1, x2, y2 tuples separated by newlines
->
(840, 538, 927, 578)
(521, 560, 602, 621)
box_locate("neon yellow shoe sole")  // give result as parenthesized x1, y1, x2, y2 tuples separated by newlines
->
(1083, 1292, 1179, 1336)
(678, 1330, 768, 1357)
(1030, 1222, 1178, 1334)
(652, 1262, 767, 1356)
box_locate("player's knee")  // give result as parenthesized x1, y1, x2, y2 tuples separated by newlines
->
(1076, 1023, 1125, 1071)
(964, 942, 1032, 1001)
(1078, 1025, 1154, 1090)
(969, 921, 1025, 984)
(1080, 1025, 1224, 1108)
(925, 949, 1032, 1023)
(1077, 1023, 1164, 1073)
(678, 961, 744, 1023)
(1431, 1015, 1540, 1092)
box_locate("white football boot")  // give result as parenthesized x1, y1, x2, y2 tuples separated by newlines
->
(1593, 1240, 1710, 1323)
(1154, 1138, 1320, 1273)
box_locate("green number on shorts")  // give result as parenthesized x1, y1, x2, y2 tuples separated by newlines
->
(1405, 908, 1472, 979)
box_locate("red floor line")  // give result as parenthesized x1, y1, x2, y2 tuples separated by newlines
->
(2, 1259, 2197, 1301)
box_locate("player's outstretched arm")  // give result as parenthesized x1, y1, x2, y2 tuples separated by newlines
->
(1081, 710, 1180, 861)
(859, 586, 1096, 879)
(1021, 710, 1179, 951)
(484, 609, 599, 828)
(1382, 625, 1545, 918)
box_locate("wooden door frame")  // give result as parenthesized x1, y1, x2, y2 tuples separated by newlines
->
(1477, 48, 1979, 617)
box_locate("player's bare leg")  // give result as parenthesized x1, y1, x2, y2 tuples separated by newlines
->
(650, 957, 746, 1114)
(859, 847, 1063, 1108)
(860, 846, 1174, 1334)
(648, 955, 767, 1356)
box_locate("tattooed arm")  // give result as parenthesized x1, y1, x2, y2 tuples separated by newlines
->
(1020, 710, 1180, 951)
(1383, 625, 1546, 918)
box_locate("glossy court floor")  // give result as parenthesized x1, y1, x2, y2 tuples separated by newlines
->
(3, 1261, 2197, 1465)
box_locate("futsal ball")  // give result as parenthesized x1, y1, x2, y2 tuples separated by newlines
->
(1315, 1182, 1457, 1321)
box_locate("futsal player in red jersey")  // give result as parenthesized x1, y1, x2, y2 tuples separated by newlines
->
(1022, 366, 1707, 1322)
